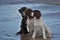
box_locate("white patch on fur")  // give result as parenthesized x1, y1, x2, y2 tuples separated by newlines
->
(27, 18, 30, 32)
(27, 26, 29, 32)
(31, 12, 34, 16)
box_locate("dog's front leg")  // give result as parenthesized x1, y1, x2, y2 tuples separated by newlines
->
(42, 27, 47, 39)
(27, 19, 30, 33)
(32, 27, 36, 38)
(27, 25, 29, 32)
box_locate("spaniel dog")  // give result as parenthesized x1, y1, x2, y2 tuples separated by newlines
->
(16, 7, 29, 35)
(32, 10, 51, 39)
(25, 9, 51, 39)
(25, 8, 34, 33)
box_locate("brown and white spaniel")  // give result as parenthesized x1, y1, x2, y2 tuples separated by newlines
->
(25, 9, 51, 39)
(32, 10, 51, 39)
(25, 8, 34, 33)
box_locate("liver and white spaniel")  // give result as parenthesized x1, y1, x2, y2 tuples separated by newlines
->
(25, 8, 34, 33)
(25, 9, 51, 39)
(33, 10, 51, 39)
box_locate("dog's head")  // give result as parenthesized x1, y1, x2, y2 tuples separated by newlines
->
(33, 10, 41, 19)
(18, 7, 27, 17)
(25, 9, 34, 19)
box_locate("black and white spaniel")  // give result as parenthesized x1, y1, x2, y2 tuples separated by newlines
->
(25, 9, 51, 39)
(16, 7, 28, 35)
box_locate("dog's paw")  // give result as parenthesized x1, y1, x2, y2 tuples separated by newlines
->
(43, 36, 47, 39)
(32, 35, 35, 38)
(16, 31, 22, 35)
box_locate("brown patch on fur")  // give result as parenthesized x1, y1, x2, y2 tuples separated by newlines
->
(33, 10, 41, 19)
(25, 9, 33, 19)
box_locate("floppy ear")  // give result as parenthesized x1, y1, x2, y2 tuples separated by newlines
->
(36, 13, 41, 19)
(34, 10, 41, 19)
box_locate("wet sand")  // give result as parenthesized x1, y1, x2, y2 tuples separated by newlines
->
(20, 34, 51, 40)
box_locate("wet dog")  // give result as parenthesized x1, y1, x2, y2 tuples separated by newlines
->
(16, 7, 28, 35)
(25, 9, 34, 33)
(32, 10, 51, 39)
(25, 9, 51, 39)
